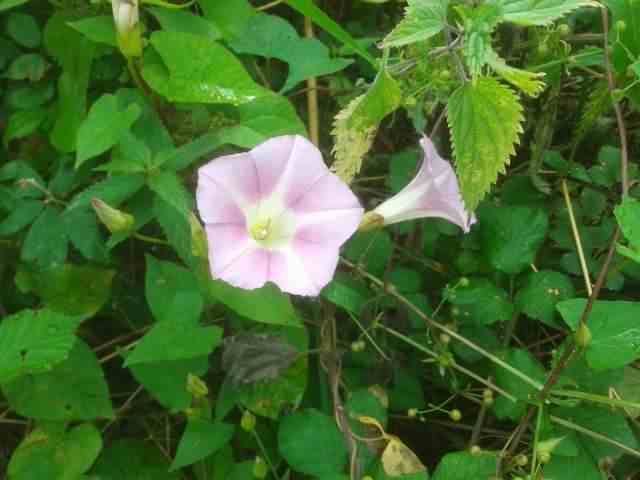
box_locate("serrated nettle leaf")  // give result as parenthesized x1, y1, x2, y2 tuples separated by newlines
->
(487, 49, 546, 96)
(142, 31, 270, 105)
(515, 270, 575, 327)
(447, 77, 524, 210)
(76, 94, 142, 167)
(382, 0, 449, 48)
(557, 299, 640, 370)
(0, 308, 83, 384)
(331, 69, 402, 183)
(458, 2, 503, 79)
(502, 0, 599, 26)
(3, 339, 114, 420)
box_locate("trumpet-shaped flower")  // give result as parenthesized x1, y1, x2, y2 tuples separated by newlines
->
(362, 136, 475, 233)
(196, 135, 364, 296)
(111, 0, 141, 58)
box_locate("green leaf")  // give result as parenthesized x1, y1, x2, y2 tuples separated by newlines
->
(2, 107, 48, 147)
(124, 323, 223, 366)
(493, 348, 546, 420)
(447, 77, 524, 210)
(0, 308, 82, 384)
(0, 199, 43, 235)
(93, 439, 180, 480)
(344, 230, 393, 277)
(615, 197, 640, 263)
(145, 256, 203, 324)
(76, 94, 142, 167)
(322, 272, 370, 315)
(285, 0, 377, 66)
(515, 270, 575, 327)
(229, 13, 352, 93)
(6, 53, 49, 81)
(21, 206, 68, 269)
(487, 48, 546, 97)
(0, 0, 29, 12)
(502, 0, 598, 26)
(479, 204, 549, 275)
(431, 451, 497, 480)
(3, 339, 114, 420)
(382, 0, 448, 48)
(148, 7, 222, 41)
(207, 281, 301, 327)
(170, 419, 235, 470)
(16, 264, 115, 318)
(6, 13, 41, 48)
(66, 173, 145, 211)
(147, 171, 191, 216)
(130, 356, 209, 411)
(446, 277, 514, 325)
(234, 325, 308, 418)
(332, 68, 402, 183)
(153, 196, 194, 265)
(61, 207, 108, 262)
(8, 423, 102, 480)
(142, 31, 270, 105)
(198, 0, 253, 40)
(278, 409, 349, 476)
(557, 299, 640, 370)
(553, 405, 638, 461)
(68, 15, 117, 46)
(45, 13, 96, 153)
(6, 82, 55, 110)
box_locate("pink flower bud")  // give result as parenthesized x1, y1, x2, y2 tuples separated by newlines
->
(91, 198, 134, 234)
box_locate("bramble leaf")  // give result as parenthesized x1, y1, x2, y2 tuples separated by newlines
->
(447, 77, 524, 210)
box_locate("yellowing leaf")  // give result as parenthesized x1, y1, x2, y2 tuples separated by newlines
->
(331, 69, 401, 183)
(381, 436, 427, 476)
(487, 49, 546, 97)
(447, 76, 524, 210)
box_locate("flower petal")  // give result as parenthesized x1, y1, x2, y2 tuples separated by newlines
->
(268, 240, 340, 296)
(215, 243, 270, 291)
(289, 168, 362, 213)
(196, 173, 247, 225)
(198, 152, 261, 212)
(205, 223, 252, 277)
(295, 208, 364, 246)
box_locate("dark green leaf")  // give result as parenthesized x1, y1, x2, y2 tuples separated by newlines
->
(278, 409, 349, 476)
(66, 174, 145, 211)
(68, 15, 117, 46)
(2, 107, 48, 147)
(447, 277, 513, 325)
(0, 199, 43, 235)
(493, 348, 545, 420)
(0, 308, 83, 384)
(21, 206, 68, 269)
(515, 270, 575, 327)
(479, 204, 549, 274)
(7, 12, 41, 48)
(93, 439, 180, 480)
(3, 339, 114, 420)
(431, 451, 497, 480)
(148, 8, 221, 41)
(6, 53, 49, 81)
(170, 420, 234, 470)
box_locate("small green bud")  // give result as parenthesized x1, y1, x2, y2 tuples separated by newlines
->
(351, 340, 366, 352)
(189, 212, 208, 258)
(439, 333, 451, 345)
(558, 24, 571, 36)
(451, 306, 461, 317)
(612, 89, 626, 102)
(458, 277, 470, 287)
(92, 198, 134, 234)
(253, 456, 268, 479)
(482, 389, 494, 406)
(515, 454, 528, 467)
(407, 408, 419, 418)
(439, 69, 451, 80)
(574, 323, 592, 348)
(470, 445, 481, 455)
(538, 451, 551, 464)
(186, 373, 208, 399)
(113, 0, 142, 58)
(616, 20, 627, 33)
(241, 410, 257, 432)
(537, 43, 549, 56)
(449, 409, 462, 422)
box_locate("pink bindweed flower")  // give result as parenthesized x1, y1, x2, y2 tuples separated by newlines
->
(196, 135, 364, 296)
(361, 136, 475, 233)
